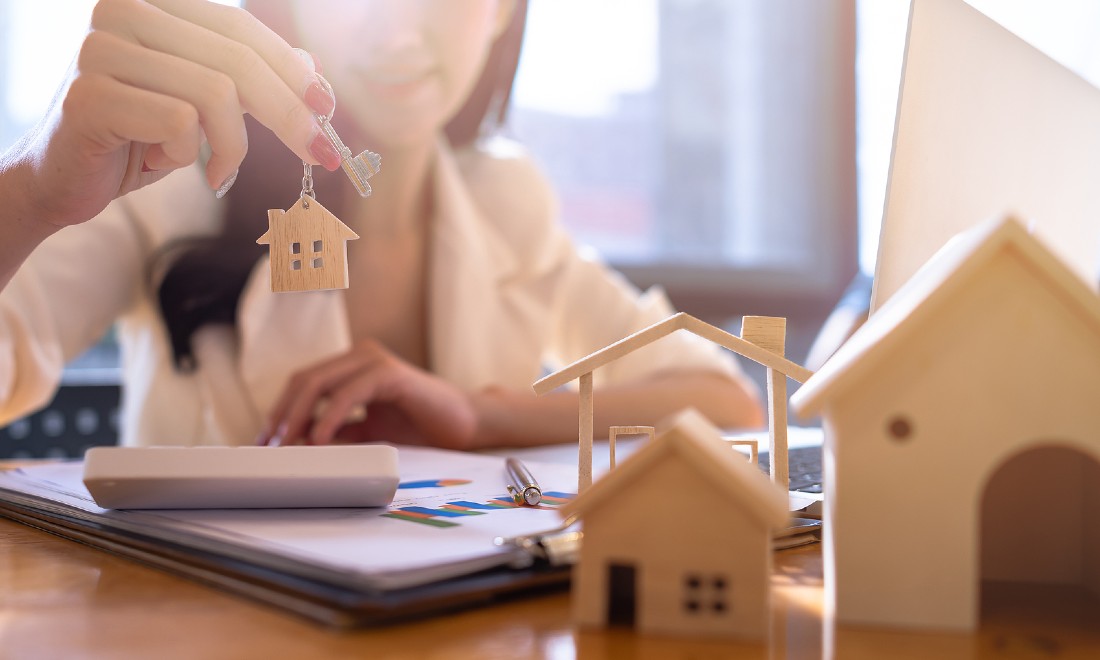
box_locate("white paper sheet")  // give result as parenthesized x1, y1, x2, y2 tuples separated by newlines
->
(0, 446, 579, 590)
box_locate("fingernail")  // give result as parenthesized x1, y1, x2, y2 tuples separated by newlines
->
(304, 78, 335, 117)
(309, 129, 342, 171)
(294, 47, 322, 74)
(269, 422, 287, 447)
(141, 162, 154, 173)
(214, 169, 238, 199)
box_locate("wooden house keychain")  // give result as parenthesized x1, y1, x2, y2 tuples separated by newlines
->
(257, 76, 381, 292)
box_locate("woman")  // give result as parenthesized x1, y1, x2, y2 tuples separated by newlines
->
(0, 0, 762, 449)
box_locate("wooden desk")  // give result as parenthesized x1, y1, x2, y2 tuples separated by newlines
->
(3, 518, 1099, 659)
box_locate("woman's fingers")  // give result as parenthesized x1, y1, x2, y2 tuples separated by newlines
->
(43, 73, 199, 222)
(90, 0, 336, 187)
(299, 363, 477, 449)
(265, 351, 383, 446)
(145, 0, 317, 103)
(259, 337, 480, 449)
(309, 371, 397, 446)
(76, 29, 247, 189)
(65, 74, 198, 154)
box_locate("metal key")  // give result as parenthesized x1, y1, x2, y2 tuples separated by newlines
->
(313, 74, 381, 197)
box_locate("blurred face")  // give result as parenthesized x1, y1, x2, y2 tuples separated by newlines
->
(291, 0, 512, 150)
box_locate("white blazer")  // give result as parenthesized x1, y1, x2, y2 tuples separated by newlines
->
(0, 138, 738, 446)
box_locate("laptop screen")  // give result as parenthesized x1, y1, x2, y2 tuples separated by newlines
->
(871, 0, 1100, 313)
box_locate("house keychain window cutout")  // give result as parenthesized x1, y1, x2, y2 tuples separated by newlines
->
(257, 74, 381, 292)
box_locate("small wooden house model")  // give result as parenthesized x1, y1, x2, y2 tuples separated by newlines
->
(257, 197, 359, 292)
(561, 408, 789, 640)
(534, 314, 813, 493)
(791, 216, 1100, 632)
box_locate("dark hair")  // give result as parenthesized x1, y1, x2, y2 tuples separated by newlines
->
(155, 0, 529, 370)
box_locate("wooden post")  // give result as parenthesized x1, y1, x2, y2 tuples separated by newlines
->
(768, 369, 789, 489)
(579, 371, 594, 493)
(741, 316, 789, 490)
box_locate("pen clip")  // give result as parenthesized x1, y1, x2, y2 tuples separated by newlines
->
(506, 484, 525, 505)
(494, 514, 581, 566)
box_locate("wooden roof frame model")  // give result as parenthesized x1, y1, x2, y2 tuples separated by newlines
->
(533, 313, 813, 492)
(561, 408, 790, 639)
(561, 408, 790, 527)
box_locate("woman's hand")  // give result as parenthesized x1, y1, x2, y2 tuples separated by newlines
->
(6, 0, 338, 232)
(258, 338, 481, 450)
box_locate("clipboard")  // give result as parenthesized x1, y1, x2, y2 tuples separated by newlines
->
(0, 446, 581, 627)
(0, 444, 821, 627)
(0, 499, 570, 627)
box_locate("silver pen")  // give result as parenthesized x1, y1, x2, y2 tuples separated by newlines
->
(505, 457, 542, 506)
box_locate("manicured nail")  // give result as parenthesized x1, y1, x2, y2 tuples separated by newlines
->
(270, 422, 287, 447)
(304, 78, 335, 117)
(293, 47, 322, 74)
(215, 169, 238, 199)
(309, 129, 342, 171)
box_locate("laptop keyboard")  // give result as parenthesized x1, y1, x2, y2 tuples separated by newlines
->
(757, 445, 823, 493)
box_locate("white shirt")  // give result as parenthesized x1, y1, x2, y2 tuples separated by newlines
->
(0, 138, 738, 446)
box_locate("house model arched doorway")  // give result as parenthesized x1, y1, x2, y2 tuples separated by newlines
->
(980, 443, 1100, 621)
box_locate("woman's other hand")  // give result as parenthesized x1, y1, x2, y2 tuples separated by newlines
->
(258, 338, 480, 450)
(6, 0, 339, 232)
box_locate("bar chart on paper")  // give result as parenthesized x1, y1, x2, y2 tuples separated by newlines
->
(397, 479, 473, 489)
(383, 490, 575, 528)
(0, 445, 584, 600)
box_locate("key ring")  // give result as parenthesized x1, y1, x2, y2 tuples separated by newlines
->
(300, 161, 315, 207)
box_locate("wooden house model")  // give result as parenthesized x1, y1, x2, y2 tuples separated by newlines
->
(791, 216, 1100, 632)
(533, 314, 813, 493)
(257, 197, 359, 292)
(561, 408, 790, 639)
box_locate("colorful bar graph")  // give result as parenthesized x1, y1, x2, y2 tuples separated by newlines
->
(540, 491, 573, 505)
(381, 512, 459, 528)
(383, 489, 576, 528)
(397, 479, 472, 489)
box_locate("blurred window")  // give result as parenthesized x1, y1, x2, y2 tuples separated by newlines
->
(511, 0, 858, 313)
(1, 0, 858, 318)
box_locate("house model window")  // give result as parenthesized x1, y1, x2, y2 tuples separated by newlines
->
(258, 197, 359, 292)
(684, 573, 730, 615)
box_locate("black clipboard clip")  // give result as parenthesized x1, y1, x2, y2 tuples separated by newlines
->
(494, 513, 581, 567)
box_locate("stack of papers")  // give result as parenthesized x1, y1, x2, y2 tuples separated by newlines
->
(0, 446, 579, 626)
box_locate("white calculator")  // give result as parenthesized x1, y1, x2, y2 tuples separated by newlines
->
(83, 445, 399, 509)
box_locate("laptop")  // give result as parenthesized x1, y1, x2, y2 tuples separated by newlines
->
(799, 0, 1100, 494)
(871, 0, 1100, 313)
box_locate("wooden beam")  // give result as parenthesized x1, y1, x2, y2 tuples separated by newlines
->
(534, 315, 688, 394)
(533, 313, 812, 396)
